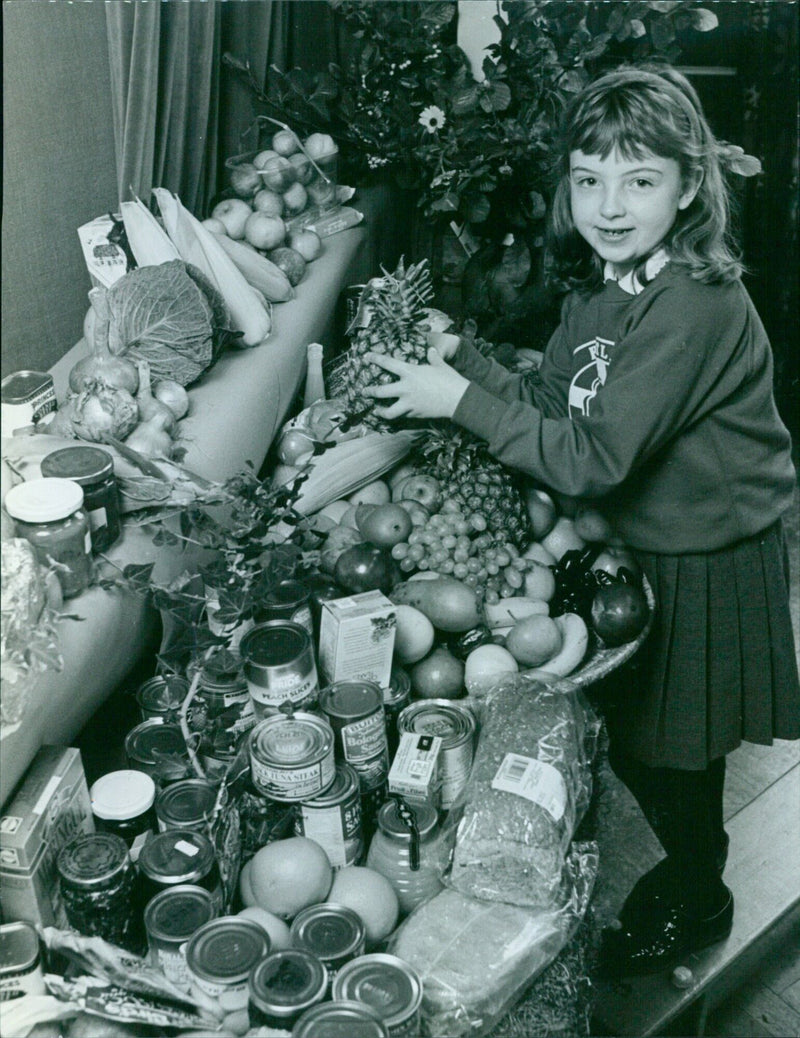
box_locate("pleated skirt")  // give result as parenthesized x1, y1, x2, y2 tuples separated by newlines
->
(597, 518, 800, 770)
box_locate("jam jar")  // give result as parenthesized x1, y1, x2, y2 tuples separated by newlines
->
(90, 769, 157, 855)
(137, 829, 224, 915)
(366, 799, 450, 915)
(40, 446, 121, 552)
(57, 832, 145, 953)
(4, 478, 92, 598)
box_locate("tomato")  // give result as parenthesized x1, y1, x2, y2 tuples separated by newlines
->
(590, 582, 650, 647)
(334, 543, 400, 595)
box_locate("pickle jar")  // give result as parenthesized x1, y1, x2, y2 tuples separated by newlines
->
(366, 799, 450, 915)
(40, 446, 121, 552)
(57, 832, 145, 953)
(4, 478, 92, 598)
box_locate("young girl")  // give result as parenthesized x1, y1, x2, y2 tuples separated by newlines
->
(364, 65, 799, 975)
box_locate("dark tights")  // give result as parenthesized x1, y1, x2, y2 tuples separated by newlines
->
(608, 748, 729, 916)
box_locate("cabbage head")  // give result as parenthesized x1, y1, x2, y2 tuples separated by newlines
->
(106, 260, 236, 386)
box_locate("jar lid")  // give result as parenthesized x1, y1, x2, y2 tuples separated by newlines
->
(57, 833, 130, 888)
(40, 446, 114, 485)
(4, 477, 84, 523)
(91, 769, 156, 820)
(377, 798, 438, 841)
(186, 917, 270, 984)
(137, 829, 216, 885)
(248, 949, 327, 1017)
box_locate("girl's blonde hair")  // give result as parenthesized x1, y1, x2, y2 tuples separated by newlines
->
(547, 64, 744, 291)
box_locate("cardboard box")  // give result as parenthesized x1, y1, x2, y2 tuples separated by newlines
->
(318, 591, 396, 688)
(388, 732, 443, 808)
(0, 746, 95, 927)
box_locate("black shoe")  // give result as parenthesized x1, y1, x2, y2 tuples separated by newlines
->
(618, 833, 729, 929)
(600, 886, 734, 977)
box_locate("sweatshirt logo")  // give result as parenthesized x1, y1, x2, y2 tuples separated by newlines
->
(569, 337, 613, 417)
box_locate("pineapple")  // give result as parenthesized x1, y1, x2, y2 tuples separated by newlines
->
(417, 427, 532, 548)
(328, 258, 435, 427)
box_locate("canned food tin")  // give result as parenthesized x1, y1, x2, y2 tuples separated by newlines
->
(240, 621, 319, 718)
(289, 903, 365, 984)
(294, 762, 363, 868)
(382, 666, 411, 757)
(187, 916, 271, 1013)
(1, 370, 56, 433)
(136, 675, 189, 722)
(331, 953, 422, 1038)
(397, 699, 476, 810)
(124, 719, 190, 785)
(292, 999, 389, 1038)
(248, 949, 327, 1030)
(143, 884, 218, 990)
(155, 779, 219, 833)
(257, 580, 313, 635)
(0, 921, 45, 1001)
(319, 681, 389, 793)
(137, 829, 223, 914)
(248, 713, 335, 802)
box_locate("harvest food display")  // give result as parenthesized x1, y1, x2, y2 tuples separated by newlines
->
(1, 246, 654, 1037)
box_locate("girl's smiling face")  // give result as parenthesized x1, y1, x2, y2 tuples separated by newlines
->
(570, 148, 700, 277)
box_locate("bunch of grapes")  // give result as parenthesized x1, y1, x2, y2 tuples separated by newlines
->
(389, 501, 530, 603)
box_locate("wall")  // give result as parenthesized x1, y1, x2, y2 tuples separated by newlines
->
(2, 0, 119, 375)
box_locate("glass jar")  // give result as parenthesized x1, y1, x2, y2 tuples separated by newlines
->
(90, 769, 156, 855)
(366, 799, 450, 915)
(57, 832, 145, 953)
(4, 478, 92, 598)
(137, 828, 224, 915)
(40, 446, 120, 552)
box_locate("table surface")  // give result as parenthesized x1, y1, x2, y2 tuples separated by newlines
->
(1, 214, 372, 807)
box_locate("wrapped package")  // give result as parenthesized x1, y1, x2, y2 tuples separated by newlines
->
(389, 842, 598, 1038)
(449, 677, 599, 909)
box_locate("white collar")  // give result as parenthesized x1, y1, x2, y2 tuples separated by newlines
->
(604, 249, 670, 295)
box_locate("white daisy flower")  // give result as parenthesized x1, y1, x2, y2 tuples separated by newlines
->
(419, 105, 446, 133)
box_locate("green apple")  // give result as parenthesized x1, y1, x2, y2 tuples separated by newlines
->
(253, 189, 285, 217)
(272, 129, 301, 156)
(244, 212, 286, 251)
(282, 182, 308, 216)
(211, 198, 253, 239)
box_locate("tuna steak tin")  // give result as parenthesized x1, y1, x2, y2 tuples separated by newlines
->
(294, 762, 363, 868)
(397, 699, 476, 810)
(186, 916, 271, 1012)
(331, 953, 422, 1038)
(143, 884, 218, 990)
(239, 621, 319, 718)
(248, 712, 335, 801)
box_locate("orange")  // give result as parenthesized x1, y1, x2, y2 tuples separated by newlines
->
(248, 836, 332, 919)
(326, 866, 399, 947)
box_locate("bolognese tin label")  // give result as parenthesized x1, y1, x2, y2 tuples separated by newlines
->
(248, 713, 335, 802)
(239, 621, 319, 719)
(319, 681, 389, 794)
(294, 762, 363, 868)
(397, 700, 476, 810)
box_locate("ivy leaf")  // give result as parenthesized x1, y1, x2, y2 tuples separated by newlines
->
(153, 527, 179, 547)
(690, 7, 719, 31)
(431, 192, 460, 212)
(465, 194, 492, 223)
(450, 85, 480, 116)
(121, 562, 156, 594)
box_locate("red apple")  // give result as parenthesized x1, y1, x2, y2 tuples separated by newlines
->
(399, 475, 442, 513)
(229, 162, 262, 198)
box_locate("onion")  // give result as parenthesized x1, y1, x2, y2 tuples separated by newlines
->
(153, 379, 190, 420)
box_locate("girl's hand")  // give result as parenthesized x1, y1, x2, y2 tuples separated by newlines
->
(425, 330, 461, 360)
(364, 348, 470, 420)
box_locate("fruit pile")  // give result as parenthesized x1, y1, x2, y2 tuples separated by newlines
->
(207, 127, 340, 289)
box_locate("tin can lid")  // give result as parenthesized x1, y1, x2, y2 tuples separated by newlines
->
(57, 832, 130, 888)
(240, 620, 309, 669)
(331, 954, 422, 1025)
(137, 829, 216, 885)
(155, 779, 218, 829)
(125, 720, 187, 764)
(292, 999, 389, 1038)
(397, 699, 476, 746)
(251, 713, 333, 766)
(248, 949, 327, 1016)
(91, 769, 156, 820)
(290, 903, 365, 961)
(320, 681, 383, 720)
(0, 921, 41, 977)
(4, 477, 84, 523)
(41, 446, 114, 484)
(377, 798, 438, 842)
(144, 884, 218, 943)
(300, 762, 359, 807)
(136, 676, 189, 713)
(1, 370, 52, 402)
(199, 655, 247, 694)
(186, 916, 270, 984)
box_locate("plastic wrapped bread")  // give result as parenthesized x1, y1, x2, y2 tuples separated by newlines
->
(448, 677, 599, 909)
(389, 843, 598, 1038)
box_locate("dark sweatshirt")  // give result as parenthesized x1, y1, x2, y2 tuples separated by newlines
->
(451, 265, 796, 553)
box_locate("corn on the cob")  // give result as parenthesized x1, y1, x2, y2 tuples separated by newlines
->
(211, 233, 294, 303)
(152, 188, 272, 347)
(281, 430, 422, 515)
(120, 198, 181, 267)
